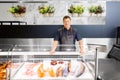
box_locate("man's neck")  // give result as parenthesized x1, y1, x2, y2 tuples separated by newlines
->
(64, 26, 71, 30)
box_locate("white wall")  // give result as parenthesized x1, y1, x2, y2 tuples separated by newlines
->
(0, 3, 14, 21)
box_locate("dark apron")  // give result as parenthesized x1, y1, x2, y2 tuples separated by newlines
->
(59, 29, 76, 51)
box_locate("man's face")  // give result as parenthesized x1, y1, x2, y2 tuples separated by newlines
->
(63, 18, 71, 28)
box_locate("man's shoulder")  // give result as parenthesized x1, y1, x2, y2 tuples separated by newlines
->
(71, 27, 77, 32)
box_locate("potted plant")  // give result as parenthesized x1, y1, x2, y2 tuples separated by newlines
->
(75, 5, 84, 16)
(8, 5, 26, 17)
(68, 5, 84, 17)
(94, 5, 104, 16)
(38, 5, 49, 16)
(88, 6, 96, 16)
(48, 6, 55, 16)
(38, 5, 55, 17)
(68, 5, 76, 16)
(88, 5, 104, 16)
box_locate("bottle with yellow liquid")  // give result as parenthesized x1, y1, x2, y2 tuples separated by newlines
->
(48, 67, 55, 77)
(38, 63, 45, 78)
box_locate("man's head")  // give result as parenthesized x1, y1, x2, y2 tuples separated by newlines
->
(63, 15, 71, 29)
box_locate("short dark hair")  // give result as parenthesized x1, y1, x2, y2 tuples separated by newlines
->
(63, 15, 71, 21)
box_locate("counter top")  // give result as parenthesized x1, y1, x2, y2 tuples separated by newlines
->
(11, 52, 80, 55)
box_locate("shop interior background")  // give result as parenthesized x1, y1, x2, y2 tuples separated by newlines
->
(0, 0, 106, 25)
(0, 1, 120, 38)
(0, 1, 120, 80)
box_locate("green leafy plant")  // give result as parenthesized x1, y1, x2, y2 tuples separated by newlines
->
(48, 6, 55, 13)
(68, 5, 75, 14)
(68, 5, 84, 16)
(88, 6, 97, 14)
(95, 5, 104, 14)
(88, 5, 104, 15)
(75, 5, 84, 15)
(38, 5, 55, 15)
(38, 5, 49, 14)
(8, 5, 26, 14)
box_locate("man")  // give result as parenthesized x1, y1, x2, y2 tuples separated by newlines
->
(50, 15, 84, 55)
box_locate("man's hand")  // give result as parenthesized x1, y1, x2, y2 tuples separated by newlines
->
(80, 50, 84, 56)
(49, 40, 58, 55)
(79, 40, 84, 56)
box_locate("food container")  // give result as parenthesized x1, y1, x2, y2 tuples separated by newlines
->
(9, 45, 95, 80)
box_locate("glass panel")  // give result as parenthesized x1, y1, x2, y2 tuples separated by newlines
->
(10, 45, 95, 80)
(0, 44, 13, 80)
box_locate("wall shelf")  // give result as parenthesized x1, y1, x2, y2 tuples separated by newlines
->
(0, 21, 27, 25)
(0, 0, 48, 3)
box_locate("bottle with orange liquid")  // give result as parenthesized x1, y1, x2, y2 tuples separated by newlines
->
(48, 67, 55, 77)
(37, 63, 45, 78)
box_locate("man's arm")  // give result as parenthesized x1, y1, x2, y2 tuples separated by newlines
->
(50, 40, 58, 54)
(78, 39, 84, 55)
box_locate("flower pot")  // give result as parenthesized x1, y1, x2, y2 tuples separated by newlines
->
(13, 13, 25, 17)
(43, 13, 49, 17)
(78, 14, 82, 17)
(71, 13, 78, 17)
(96, 13, 102, 17)
(89, 13, 93, 16)
(48, 13, 54, 17)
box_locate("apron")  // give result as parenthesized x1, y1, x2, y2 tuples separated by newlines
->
(59, 28, 76, 51)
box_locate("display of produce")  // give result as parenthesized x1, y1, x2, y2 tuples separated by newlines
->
(9, 63, 21, 69)
(0, 61, 11, 80)
(0, 45, 95, 80)
(9, 59, 94, 80)
(0, 61, 23, 80)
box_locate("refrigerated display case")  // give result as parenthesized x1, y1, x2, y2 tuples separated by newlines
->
(0, 44, 13, 80)
(10, 45, 95, 80)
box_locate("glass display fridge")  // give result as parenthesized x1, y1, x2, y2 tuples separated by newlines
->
(9, 45, 95, 80)
(0, 44, 13, 80)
